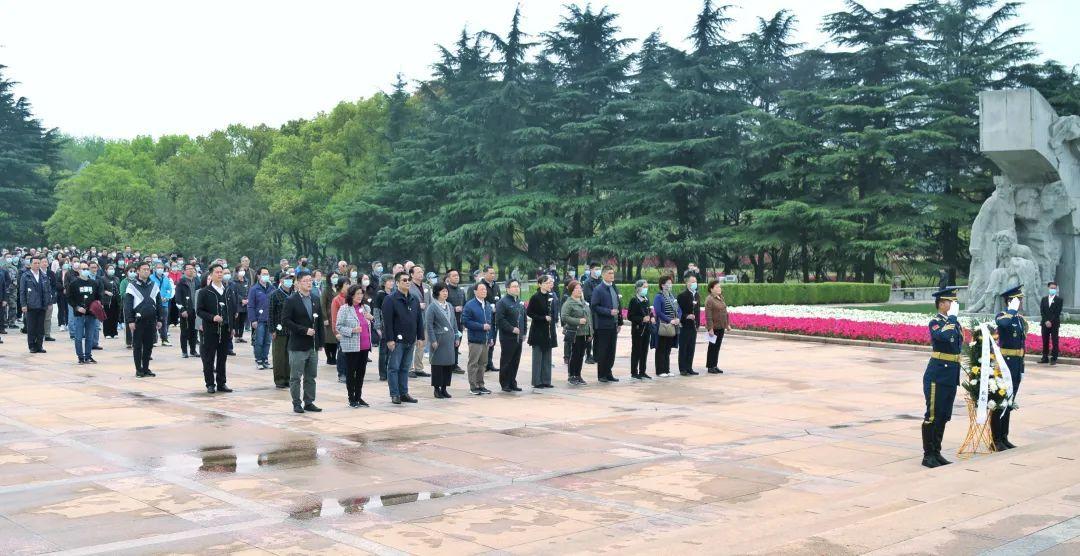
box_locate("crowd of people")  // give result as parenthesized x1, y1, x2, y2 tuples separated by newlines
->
(1, 246, 731, 413)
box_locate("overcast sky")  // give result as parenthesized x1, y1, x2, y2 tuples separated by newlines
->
(1, 0, 1076, 139)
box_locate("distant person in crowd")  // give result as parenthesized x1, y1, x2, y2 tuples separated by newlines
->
(319, 273, 338, 366)
(283, 273, 325, 413)
(627, 279, 653, 380)
(336, 283, 372, 407)
(528, 275, 558, 389)
(373, 274, 394, 381)
(560, 280, 592, 386)
(408, 265, 431, 378)
(444, 269, 466, 374)
(125, 262, 161, 377)
(21, 256, 51, 353)
(248, 267, 274, 370)
(473, 266, 501, 374)
(591, 265, 622, 383)
(676, 272, 701, 376)
(150, 261, 174, 346)
(462, 282, 495, 395)
(120, 267, 136, 348)
(496, 279, 527, 392)
(382, 271, 423, 404)
(580, 262, 602, 364)
(100, 263, 121, 339)
(937, 268, 949, 290)
(1040, 281, 1063, 365)
(269, 269, 295, 388)
(197, 263, 234, 393)
(653, 275, 681, 377)
(704, 280, 730, 374)
(329, 276, 350, 383)
(274, 258, 290, 282)
(176, 264, 199, 358)
(232, 257, 252, 344)
(425, 282, 459, 399)
(67, 262, 101, 364)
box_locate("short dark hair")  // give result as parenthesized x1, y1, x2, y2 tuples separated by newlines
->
(483, 266, 495, 273)
(707, 279, 721, 292)
(382, 274, 395, 286)
(394, 271, 408, 283)
(410, 265, 424, 276)
(137, 261, 151, 270)
(208, 263, 223, 273)
(506, 279, 520, 288)
(432, 283, 448, 298)
(1048, 281, 1057, 287)
(589, 262, 601, 269)
(184, 263, 195, 270)
(658, 275, 673, 288)
(536, 275, 550, 286)
(258, 266, 269, 274)
(566, 280, 581, 295)
(601, 265, 614, 273)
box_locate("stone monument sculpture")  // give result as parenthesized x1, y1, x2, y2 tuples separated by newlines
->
(967, 88, 1080, 314)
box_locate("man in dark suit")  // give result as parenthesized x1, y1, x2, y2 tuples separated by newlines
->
(282, 273, 325, 413)
(19, 256, 51, 353)
(590, 265, 623, 382)
(676, 272, 702, 375)
(196, 264, 234, 393)
(1040, 281, 1063, 365)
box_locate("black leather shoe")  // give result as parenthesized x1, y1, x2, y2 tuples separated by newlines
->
(606, 377, 619, 382)
(1002, 437, 1017, 449)
(585, 358, 596, 365)
(357, 399, 369, 407)
(78, 359, 86, 365)
(1039, 358, 1050, 364)
(86, 357, 98, 364)
(921, 455, 940, 468)
(640, 374, 653, 380)
(181, 353, 189, 358)
(708, 367, 721, 374)
(349, 401, 360, 408)
(471, 388, 483, 395)
(452, 366, 465, 374)
(502, 387, 514, 393)
(226, 351, 236, 356)
(391, 396, 401, 404)
(414, 370, 431, 377)
(293, 404, 305, 413)
(687, 370, 699, 376)
(217, 385, 233, 393)
(440, 388, 451, 399)
(303, 403, 322, 412)
(511, 386, 522, 392)
(45, 336, 55, 342)
(401, 395, 418, 403)
(206, 386, 216, 394)
(36, 349, 47, 353)
(143, 370, 155, 377)
(408, 371, 418, 378)
(597, 377, 611, 383)
(479, 387, 492, 394)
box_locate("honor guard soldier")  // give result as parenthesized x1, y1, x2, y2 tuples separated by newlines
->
(923, 287, 962, 468)
(124, 262, 162, 378)
(992, 285, 1027, 451)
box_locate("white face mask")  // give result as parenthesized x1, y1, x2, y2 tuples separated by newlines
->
(361, 278, 370, 287)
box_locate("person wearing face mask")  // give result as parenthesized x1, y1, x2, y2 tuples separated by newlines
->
(221, 269, 242, 356)
(124, 262, 163, 377)
(231, 265, 251, 345)
(703, 280, 730, 375)
(579, 263, 602, 365)
(197, 264, 236, 394)
(67, 263, 102, 364)
(119, 268, 137, 348)
(1039, 281, 1063, 365)
(443, 269, 466, 374)
(495, 279, 527, 392)
(590, 266, 623, 382)
(676, 273, 702, 376)
(373, 274, 395, 381)
(652, 275, 682, 377)
(627, 279, 653, 380)
(175, 263, 201, 358)
(56, 258, 73, 331)
(247, 267, 275, 369)
(101, 264, 122, 339)
(149, 263, 175, 346)
(20, 256, 52, 353)
(0, 255, 12, 340)
(269, 269, 296, 388)
(921, 287, 963, 468)
(992, 285, 1028, 452)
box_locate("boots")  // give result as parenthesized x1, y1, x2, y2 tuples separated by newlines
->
(990, 415, 1009, 451)
(921, 423, 940, 468)
(433, 387, 445, 399)
(441, 386, 452, 399)
(1001, 410, 1016, 449)
(933, 422, 951, 466)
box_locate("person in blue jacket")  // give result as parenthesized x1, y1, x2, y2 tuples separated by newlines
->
(149, 261, 175, 346)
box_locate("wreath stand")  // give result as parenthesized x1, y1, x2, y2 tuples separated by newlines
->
(956, 397, 996, 459)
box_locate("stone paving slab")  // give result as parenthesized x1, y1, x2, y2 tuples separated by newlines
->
(0, 327, 1078, 554)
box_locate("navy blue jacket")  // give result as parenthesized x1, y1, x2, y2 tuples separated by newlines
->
(462, 297, 495, 344)
(996, 309, 1028, 376)
(247, 282, 274, 323)
(382, 289, 425, 344)
(924, 314, 962, 386)
(590, 282, 623, 329)
(18, 270, 51, 310)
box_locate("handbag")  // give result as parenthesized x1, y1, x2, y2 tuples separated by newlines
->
(657, 321, 677, 337)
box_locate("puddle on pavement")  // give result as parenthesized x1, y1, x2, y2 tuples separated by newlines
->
(160, 442, 328, 474)
(288, 491, 448, 520)
(125, 392, 165, 404)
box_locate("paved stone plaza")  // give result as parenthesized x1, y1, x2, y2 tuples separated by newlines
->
(0, 331, 1078, 555)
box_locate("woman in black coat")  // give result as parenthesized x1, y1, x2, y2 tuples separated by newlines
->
(526, 276, 557, 388)
(101, 266, 121, 338)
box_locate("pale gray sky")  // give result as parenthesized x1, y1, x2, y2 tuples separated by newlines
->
(1, 0, 1075, 139)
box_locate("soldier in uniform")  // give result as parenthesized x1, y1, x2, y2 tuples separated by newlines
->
(922, 286, 962, 468)
(992, 285, 1027, 451)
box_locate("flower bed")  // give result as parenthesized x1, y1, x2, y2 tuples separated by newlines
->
(728, 309, 1080, 358)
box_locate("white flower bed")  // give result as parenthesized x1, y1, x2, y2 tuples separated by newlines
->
(729, 305, 1080, 339)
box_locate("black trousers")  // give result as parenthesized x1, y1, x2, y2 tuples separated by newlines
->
(344, 350, 369, 402)
(487, 331, 497, 370)
(431, 364, 453, 387)
(1042, 324, 1060, 360)
(630, 326, 650, 376)
(56, 296, 69, 326)
(234, 311, 247, 338)
(179, 311, 198, 355)
(568, 334, 588, 378)
(201, 327, 229, 387)
(499, 337, 522, 389)
(655, 334, 676, 375)
(593, 328, 617, 379)
(25, 308, 45, 351)
(705, 328, 726, 368)
(678, 325, 698, 372)
(132, 319, 156, 372)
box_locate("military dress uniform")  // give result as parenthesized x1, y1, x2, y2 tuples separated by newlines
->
(922, 287, 962, 468)
(992, 285, 1027, 450)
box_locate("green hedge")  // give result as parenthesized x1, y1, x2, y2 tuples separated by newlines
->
(611, 282, 889, 306)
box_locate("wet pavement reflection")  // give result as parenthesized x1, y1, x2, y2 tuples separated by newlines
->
(288, 492, 448, 520)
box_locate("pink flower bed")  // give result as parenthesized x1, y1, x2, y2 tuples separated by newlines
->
(730, 313, 1080, 358)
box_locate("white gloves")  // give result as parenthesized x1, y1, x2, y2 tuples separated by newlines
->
(1008, 297, 1021, 311)
(947, 301, 960, 317)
